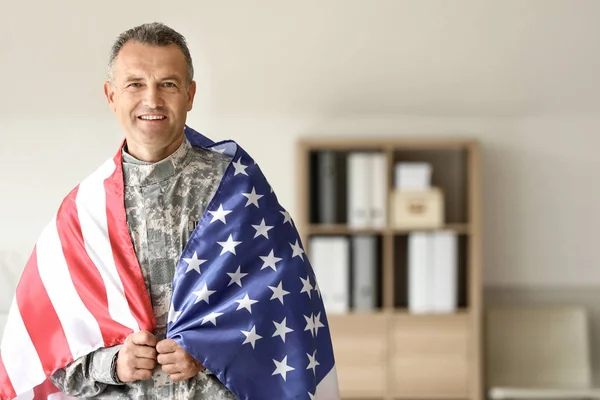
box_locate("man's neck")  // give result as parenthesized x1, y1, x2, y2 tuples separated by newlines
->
(125, 135, 185, 163)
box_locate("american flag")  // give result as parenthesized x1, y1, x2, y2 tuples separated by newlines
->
(0, 127, 339, 400)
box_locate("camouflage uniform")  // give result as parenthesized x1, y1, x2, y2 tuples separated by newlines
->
(50, 137, 238, 400)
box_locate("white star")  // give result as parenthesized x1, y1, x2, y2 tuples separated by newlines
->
(211, 147, 226, 154)
(272, 356, 295, 381)
(269, 281, 290, 305)
(232, 157, 249, 176)
(182, 252, 206, 274)
(289, 240, 305, 260)
(306, 351, 320, 375)
(260, 249, 283, 271)
(218, 234, 242, 255)
(314, 312, 325, 336)
(280, 210, 293, 225)
(227, 266, 248, 287)
(314, 280, 321, 298)
(241, 325, 262, 349)
(252, 219, 274, 239)
(235, 294, 259, 313)
(193, 283, 216, 304)
(168, 303, 181, 324)
(304, 314, 315, 337)
(272, 317, 294, 342)
(201, 311, 223, 326)
(300, 275, 313, 299)
(208, 204, 232, 224)
(242, 187, 264, 208)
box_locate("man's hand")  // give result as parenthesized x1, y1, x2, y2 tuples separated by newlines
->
(116, 330, 157, 382)
(156, 338, 205, 382)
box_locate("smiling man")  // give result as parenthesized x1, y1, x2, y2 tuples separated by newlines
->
(49, 23, 237, 399)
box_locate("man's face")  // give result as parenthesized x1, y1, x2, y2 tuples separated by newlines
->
(104, 41, 196, 152)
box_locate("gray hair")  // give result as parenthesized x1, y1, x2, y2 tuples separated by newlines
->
(107, 22, 194, 84)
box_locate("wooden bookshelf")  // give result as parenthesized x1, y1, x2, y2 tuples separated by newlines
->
(296, 137, 482, 400)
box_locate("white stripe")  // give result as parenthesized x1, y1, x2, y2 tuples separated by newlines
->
(77, 159, 140, 333)
(0, 297, 46, 397)
(13, 389, 34, 400)
(315, 365, 341, 400)
(37, 218, 104, 356)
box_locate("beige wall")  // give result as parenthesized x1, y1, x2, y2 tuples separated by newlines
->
(2, 0, 600, 297)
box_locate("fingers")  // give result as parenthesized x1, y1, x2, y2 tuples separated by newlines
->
(133, 357, 156, 371)
(161, 363, 179, 375)
(170, 372, 188, 382)
(130, 330, 157, 347)
(117, 331, 158, 383)
(156, 339, 178, 354)
(133, 345, 157, 361)
(157, 352, 177, 366)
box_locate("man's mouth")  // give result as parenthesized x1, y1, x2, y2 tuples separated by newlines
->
(138, 115, 167, 121)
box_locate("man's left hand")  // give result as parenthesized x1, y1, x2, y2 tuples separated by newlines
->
(156, 339, 205, 382)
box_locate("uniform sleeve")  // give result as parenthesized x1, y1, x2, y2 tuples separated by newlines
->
(49, 345, 124, 397)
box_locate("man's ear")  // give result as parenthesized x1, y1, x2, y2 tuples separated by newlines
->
(186, 81, 197, 111)
(104, 81, 116, 112)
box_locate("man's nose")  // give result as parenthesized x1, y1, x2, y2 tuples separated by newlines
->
(143, 85, 163, 109)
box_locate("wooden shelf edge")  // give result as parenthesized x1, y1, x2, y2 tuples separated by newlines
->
(327, 309, 470, 318)
(305, 224, 471, 236)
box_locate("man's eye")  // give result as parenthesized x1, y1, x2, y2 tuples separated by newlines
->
(163, 82, 176, 88)
(127, 83, 142, 88)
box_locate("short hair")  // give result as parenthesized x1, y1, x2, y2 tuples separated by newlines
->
(107, 22, 194, 84)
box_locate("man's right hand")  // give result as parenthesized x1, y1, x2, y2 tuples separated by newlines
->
(116, 330, 157, 382)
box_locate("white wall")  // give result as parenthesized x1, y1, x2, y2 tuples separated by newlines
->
(2, 0, 600, 301)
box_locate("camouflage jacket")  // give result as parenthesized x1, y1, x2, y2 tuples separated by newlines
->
(50, 137, 238, 400)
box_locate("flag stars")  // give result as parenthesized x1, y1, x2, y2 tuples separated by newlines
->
(241, 326, 262, 349)
(306, 351, 320, 375)
(272, 356, 295, 381)
(304, 314, 316, 337)
(314, 280, 321, 298)
(242, 187, 264, 208)
(168, 303, 181, 324)
(289, 240, 305, 260)
(314, 312, 325, 336)
(272, 317, 294, 342)
(280, 210, 293, 225)
(193, 283, 216, 304)
(300, 275, 313, 299)
(269, 282, 290, 305)
(209, 204, 232, 224)
(232, 157, 249, 176)
(182, 252, 206, 274)
(235, 294, 259, 313)
(260, 250, 283, 271)
(227, 266, 248, 287)
(218, 234, 242, 255)
(201, 311, 223, 326)
(252, 219, 274, 239)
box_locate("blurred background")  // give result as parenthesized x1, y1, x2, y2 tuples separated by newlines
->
(2, 1, 600, 399)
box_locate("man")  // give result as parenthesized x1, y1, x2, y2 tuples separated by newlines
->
(48, 22, 237, 399)
(0, 22, 339, 400)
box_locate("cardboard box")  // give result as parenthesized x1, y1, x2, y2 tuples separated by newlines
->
(390, 188, 444, 229)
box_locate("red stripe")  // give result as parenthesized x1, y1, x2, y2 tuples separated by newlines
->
(0, 353, 16, 400)
(56, 186, 131, 346)
(32, 379, 60, 399)
(16, 247, 72, 376)
(105, 153, 155, 334)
